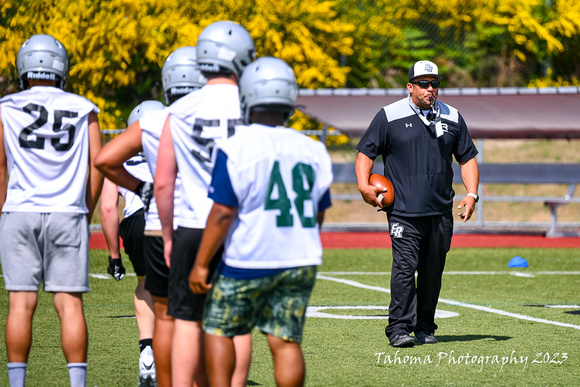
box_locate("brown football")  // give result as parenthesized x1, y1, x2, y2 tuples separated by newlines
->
(369, 173, 394, 207)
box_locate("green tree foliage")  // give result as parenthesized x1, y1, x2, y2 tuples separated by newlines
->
(336, 0, 580, 88)
(0, 0, 354, 128)
(1, 0, 579, 130)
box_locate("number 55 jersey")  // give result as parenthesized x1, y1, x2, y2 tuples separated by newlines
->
(0, 86, 99, 213)
(210, 124, 333, 269)
(168, 83, 243, 229)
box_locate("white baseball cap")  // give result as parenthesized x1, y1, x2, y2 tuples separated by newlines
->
(408, 60, 443, 82)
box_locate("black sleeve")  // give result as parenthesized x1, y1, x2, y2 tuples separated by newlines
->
(453, 113, 478, 163)
(355, 109, 389, 160)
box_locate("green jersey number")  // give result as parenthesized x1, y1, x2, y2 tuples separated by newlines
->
(265, 161, 316, 228)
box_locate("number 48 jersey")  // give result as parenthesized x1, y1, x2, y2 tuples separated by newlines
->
(211, 124, 334, 270)
(0, 86, 99, 213)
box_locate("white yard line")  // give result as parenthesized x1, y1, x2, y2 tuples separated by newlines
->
(316, 274, 580, 330)
(88, 273, 137, 279)
(0, 273, 138, 279)
(509, 272, 535, 278)
(319, 271, 580, 275)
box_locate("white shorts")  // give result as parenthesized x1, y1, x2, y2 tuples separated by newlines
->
(0, 212, 90, 292)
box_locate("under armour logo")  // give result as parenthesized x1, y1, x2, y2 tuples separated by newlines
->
(424, 63, 433, 72)
(390, 223, 404, 238)
(405, 123, 412, 128)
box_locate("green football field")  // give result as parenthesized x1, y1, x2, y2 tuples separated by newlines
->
(1, 246, 579, 386)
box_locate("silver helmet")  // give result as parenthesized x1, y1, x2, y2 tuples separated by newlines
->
(161, 46, 207, 104)
(16, 34, 69, 90)
(239, 57, 298, 122)
(128, 100, 165, 127)
(196, 21, 256, 79)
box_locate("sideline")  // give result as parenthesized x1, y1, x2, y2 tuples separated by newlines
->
(89, 231, 580, 250)
(317, 274, 580, 331)
(319, 232, 580, 249)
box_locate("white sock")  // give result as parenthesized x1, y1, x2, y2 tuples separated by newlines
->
(7, 362, 27, 387)
(67, 362, 88, 387)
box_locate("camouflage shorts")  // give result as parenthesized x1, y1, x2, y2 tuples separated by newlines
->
(202, 265, 317, 343)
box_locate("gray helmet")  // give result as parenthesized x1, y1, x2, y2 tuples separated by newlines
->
(16, 34, 69, 90)
(196, 21, 256, 79)
(161, 46, 207, 104)
(239, 57, 298, 122)
(128, 100, 165, 127)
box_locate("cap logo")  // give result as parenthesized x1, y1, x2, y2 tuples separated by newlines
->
(424, 63, 433, 72)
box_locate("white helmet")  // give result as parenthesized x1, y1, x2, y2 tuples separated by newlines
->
(196, 21, 256, 79)
(239, 57, 298, 122)
(16, 34, 69, 90)
(161, 46, 207, 104)
(128, 100, 166, 127)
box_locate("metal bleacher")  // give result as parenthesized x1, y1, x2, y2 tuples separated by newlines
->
(329, 162, 580, 237)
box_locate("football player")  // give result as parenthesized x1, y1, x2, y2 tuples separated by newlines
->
(154, 21, 255, 387)
(0, 34, 103, 387)
(95, 46, 205, 387)
(189, 56, 333, 387)
(100, 100, 165, 386)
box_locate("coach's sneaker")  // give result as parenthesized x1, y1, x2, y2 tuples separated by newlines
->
(139, 346, 156, 386)
(390, 334, 415, 348)
(414, 331, 437, 344)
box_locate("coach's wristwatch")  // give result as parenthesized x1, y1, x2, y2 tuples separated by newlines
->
(467, 193, 479, 203)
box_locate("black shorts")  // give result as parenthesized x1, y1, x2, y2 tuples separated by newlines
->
(119, 209, 146, 276)
(144, 235, 169, 298)
(167, 227, 221, 321)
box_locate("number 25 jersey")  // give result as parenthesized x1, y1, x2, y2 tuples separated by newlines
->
(0, 86, 99, 213)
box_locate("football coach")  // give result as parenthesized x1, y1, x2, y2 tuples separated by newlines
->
(355, 60, 480, 348)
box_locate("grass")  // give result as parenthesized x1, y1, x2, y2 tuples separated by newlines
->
(1, 247, 579, 386)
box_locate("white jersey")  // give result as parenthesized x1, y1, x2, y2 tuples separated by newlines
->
(0, 86, 99, 213)
(140, 108, 182, 231)
(168, 84, 243, 228)
(215, 124, 333, 269)
(118, 154, 150, 218)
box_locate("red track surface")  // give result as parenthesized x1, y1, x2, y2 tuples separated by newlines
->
(90, 231, 580, 250)
(319, 232, 580, 249)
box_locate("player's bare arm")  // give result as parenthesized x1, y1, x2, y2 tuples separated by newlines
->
(0, 112, 7, 214)
(189, 202, 237, 294)
(355, 152, 385, 207)
(154, 116, 178, 267)
(458, 157, 480, 222)
(95, 120, 144, 192)
(317, 211, 326, 227)
(100, 179, 122, 258)
(86, 112, 104, 222)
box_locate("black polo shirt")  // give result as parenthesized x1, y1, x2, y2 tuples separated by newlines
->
(356, 97, 478, 216)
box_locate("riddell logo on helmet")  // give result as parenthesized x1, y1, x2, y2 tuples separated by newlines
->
(170, 86, 196, 95)
(27, 71, 56, 80)
(198, 63, 221, 73)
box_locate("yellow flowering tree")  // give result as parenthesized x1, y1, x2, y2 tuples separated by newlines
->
(2, 0, 579, 134)
(0, 0, 354, 129)
(335, 0, 580, 88)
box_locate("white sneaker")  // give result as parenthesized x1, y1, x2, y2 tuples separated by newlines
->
(139, 346, 156, 386)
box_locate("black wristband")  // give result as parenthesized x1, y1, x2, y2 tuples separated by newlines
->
(134, 181, 145, 196)
(108, 256, 123, 265)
